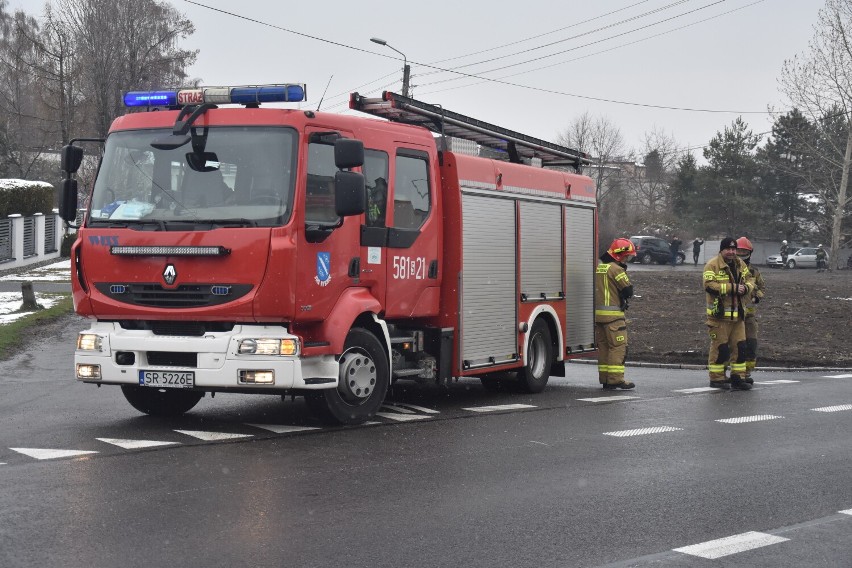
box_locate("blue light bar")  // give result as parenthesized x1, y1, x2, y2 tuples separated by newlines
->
(123, 90, 178, 107)
(229, 85, 306, 104)
(123, 84, 307, 108)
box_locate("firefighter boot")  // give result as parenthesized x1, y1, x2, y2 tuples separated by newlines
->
(603, 381, 635, 390)
(708, 379, 731, 390)
(730, 375, 752, 390)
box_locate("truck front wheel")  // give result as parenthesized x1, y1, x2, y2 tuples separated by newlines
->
(120, 385, 203, 416)
(518, 319, 553, 393)
(305, 327, 389, 425)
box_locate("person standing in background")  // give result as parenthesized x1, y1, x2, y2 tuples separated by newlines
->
(780, 240, 789, 268)
(816, 244, 828, 272)
(669, 235, 682, 266)
(692, 237, 704, 266)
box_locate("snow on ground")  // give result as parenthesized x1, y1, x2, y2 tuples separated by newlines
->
(0, 260, 71, 282)
(0, 260, 71, 324)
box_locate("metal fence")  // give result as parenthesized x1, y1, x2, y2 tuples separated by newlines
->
(0, 219, 11, 262)
(44, 215, 57, 253)
(23, 216, 35, 257)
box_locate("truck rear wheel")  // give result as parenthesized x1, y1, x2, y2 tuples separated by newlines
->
(120, 385, 203, 416)
(518, 319, 553, 393)
(305, 327, 389, 425)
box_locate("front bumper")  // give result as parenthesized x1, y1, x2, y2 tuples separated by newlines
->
(74, 321, 339, 390)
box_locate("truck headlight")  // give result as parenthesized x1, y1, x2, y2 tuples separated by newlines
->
(238, 338, 298, 356)
(77, 333, 103, 351)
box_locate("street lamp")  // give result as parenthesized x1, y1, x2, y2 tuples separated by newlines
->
(370, 37, 410, 98)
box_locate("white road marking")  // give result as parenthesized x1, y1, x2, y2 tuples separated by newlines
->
(603, 426, 683, 437)
(822, 374, 852, 378)
(0, 462, 6, 465)
(174, 430, 253, 441)
(754, 380, 800, 384)
(379, 404, 415, 414)
(673, 531, 789, 559)
(96, 438, 179, 449)
(577, 395, 639, 402)
(462, 404, 537, 412)
(673, 387, 721, 393)
(716, 415, 783, 424)
(840, 509, 852, 515)
(383, 402, 440, 414)
(375, 412, 431, 422)
(245, 424, 321, 434)
(10, 448, 98, 460)
(811, 404, 852, 413)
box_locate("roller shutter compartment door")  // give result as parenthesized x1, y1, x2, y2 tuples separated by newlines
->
(461, 194, 517, 367)
(564, 206, 595, 351)
(520, 201, 563, 300)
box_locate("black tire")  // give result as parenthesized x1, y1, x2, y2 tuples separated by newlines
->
(676, 253, 685, 265)
(305, 327, 389, 425)
(518, 319, 553, 393)
(640, 252, 653, 265)
(120, 385, 203, 416)
(787, 259, 796, 269)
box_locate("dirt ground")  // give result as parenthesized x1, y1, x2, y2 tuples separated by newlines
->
(626, 264, 852, 368)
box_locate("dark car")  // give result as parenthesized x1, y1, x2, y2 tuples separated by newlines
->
(629, 236, 685, 265)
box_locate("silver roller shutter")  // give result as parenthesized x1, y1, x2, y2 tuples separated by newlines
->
(564, 206, 595, 351)
(461, 194, 517, 367)
(520, 201, 563, 299)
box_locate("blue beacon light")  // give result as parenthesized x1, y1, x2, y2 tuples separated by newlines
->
(122, 84, 306, 108)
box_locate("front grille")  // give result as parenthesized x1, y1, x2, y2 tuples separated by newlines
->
(147, 351, 198, 367)
(118, 321, 236, 336)
(95, 283, 252, 308)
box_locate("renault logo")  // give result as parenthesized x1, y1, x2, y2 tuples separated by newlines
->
(163, 264, 177, 285)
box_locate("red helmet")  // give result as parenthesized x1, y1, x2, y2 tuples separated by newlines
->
(735, 237, 753, 252)
(607, 238, 636, 262)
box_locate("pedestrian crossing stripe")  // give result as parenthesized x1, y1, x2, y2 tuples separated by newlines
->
(246, 424, 321, 434)
(822, 374, 852, 378)
(603, 426, 682, 437)
(716, 415, 783, 424)
(462, 404, 536, 412)
(10, 448, 99, 460)
(375, 412, 431, 422)
(96, 438, 179, 449)
(578, 395, 639, 402)
(674, 531, 789, 559)
(174, 430, 253, 441)
(811, 404, 852, 413)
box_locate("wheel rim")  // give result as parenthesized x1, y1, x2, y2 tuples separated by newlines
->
(529, 331, 548, 378)
(338, 348, 377, 404)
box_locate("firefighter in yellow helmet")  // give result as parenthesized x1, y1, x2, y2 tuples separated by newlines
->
(736, 237, 765, 381)
(703, 237, 756, 390)
(595, 238, 636, 389)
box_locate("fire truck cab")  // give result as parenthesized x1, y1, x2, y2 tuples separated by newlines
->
(60, 85, 597, 425)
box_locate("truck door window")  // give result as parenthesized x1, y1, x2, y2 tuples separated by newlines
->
(393, 152, 430, 230)
(364, 149, 389, 227)
(305, 140, 340, 224)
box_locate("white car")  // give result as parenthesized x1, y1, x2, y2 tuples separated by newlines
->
(784, 247, 828, 269)
(766, 247, 799, 268)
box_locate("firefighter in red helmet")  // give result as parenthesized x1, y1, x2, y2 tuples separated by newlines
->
(736, 237, 765, 381)
(595, 238, 636, 389)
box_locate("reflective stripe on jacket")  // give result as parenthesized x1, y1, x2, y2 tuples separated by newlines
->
(596, 261, 631, 322)
(703, 254, 755, 320)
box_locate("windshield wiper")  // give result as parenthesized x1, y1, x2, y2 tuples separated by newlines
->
(186, 218, 259, 228)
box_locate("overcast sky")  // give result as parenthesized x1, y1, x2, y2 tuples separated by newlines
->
(14, 0, 827, 158)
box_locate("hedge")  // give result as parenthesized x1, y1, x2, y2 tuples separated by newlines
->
(0, 179, 55, 218)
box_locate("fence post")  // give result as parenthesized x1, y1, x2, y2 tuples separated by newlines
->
(34, 212, 44, 256)
(9, 214, 23, 266)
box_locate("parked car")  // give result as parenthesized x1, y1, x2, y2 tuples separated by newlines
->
(629, 236, 685, 265)
(766, 247, 800, 268)
(784, 247, 828, 269)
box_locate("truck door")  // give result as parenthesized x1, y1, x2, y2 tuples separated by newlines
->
(383, 147, 440, 319)
(294, 128, 361, 323)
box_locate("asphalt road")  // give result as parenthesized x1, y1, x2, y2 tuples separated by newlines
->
(0, 313, 850, 567)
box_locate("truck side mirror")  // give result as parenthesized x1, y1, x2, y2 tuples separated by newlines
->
(334, 138, 364, 169)
(335, 171, 366, 217)
(59, 178, 79, 222)
(61, 145, 85, 174)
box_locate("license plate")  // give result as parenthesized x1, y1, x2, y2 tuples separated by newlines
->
(139, 370, 195, 389)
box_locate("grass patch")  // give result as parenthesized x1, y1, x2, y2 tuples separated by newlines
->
(0, 295, 74, 360)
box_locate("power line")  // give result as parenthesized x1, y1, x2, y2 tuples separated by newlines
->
(182, 0, 768, 114)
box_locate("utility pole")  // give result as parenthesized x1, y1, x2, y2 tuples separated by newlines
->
(370, 37, 410, 97)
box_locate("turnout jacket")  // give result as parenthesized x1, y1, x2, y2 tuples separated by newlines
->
(703, 254, 755, 320)
(595, 254, 633, 323)
(743, 264, 766, 318)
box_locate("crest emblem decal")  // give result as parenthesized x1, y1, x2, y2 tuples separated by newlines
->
(315, 252, 331, 287)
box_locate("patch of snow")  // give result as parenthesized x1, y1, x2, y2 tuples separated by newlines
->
(0, 292, 63, 324)
(0, 179, 53, 191)
(0, 260, 71, 282)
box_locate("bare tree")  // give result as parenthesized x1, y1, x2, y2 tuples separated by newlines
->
(557, 111, 627, 207)
(780, 0, 852, 269)
(628, 128, 682, 223)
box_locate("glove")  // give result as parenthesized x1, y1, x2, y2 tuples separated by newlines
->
(753, 296, 760, 304)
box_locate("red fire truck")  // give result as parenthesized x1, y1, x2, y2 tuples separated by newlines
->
(59, 85, 597, 424)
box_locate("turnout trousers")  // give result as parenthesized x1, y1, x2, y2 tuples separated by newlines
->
(707, 318, 747, 381)
(744, 316, 758, 378)
(596, 319, 628, 385)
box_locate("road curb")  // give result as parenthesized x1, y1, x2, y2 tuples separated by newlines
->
(568, 359, 852, 372)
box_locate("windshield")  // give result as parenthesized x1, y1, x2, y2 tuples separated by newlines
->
(89, 126, 297, 227)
